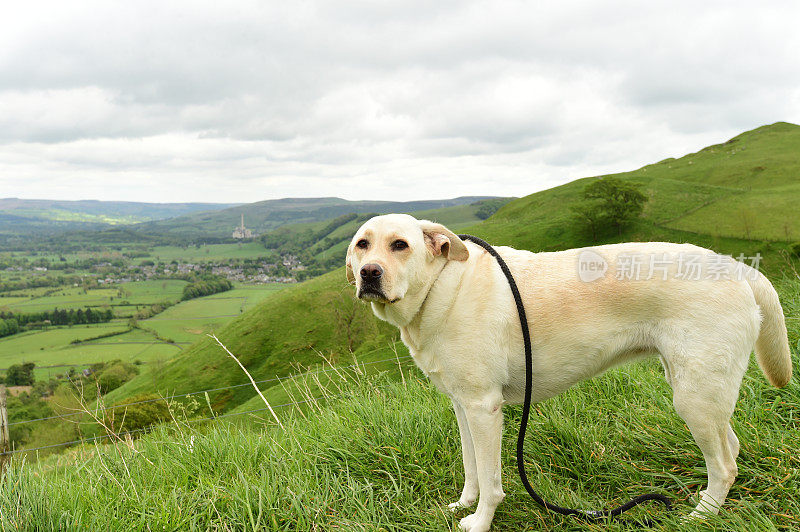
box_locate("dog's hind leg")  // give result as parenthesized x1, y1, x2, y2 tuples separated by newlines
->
(449, 399, 480, 510)
(672, 372, 742, 518)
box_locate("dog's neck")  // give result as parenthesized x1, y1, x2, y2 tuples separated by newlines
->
(371, 257, 451, 329)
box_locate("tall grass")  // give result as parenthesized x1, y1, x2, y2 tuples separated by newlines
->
(1, 340, 798, 530)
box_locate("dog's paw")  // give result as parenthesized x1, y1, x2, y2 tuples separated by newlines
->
(448, 497, 476, 512)
(685, 489, 722, 520)
(459, 512, 490, 532)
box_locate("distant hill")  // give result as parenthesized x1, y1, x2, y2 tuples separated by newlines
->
(0, 198, 239, 236)
(104, 122, 800, 416)
(476, 121, 800, 251)
(131, 196, 499, 239)
(258, 198, 511, 277)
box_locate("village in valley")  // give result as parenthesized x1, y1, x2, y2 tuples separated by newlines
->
(2, 214, 304, 291)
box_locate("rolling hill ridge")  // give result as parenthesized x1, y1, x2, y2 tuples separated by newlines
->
(0, 198, 239, 237)
(130, 196, 501, 239)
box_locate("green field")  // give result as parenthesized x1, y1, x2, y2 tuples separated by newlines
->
(0, 282, 284, 381)
(142, 284, 284, 343)
(0, 322, 181, 379)
(0, 280, 188, 316)
(101, 269, 391, 410)
(146, 242, 275, 262)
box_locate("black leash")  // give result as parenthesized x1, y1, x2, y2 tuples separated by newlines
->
(457, 234, 672, 526)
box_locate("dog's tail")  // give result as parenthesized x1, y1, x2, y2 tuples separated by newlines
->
(746, 269, 792, 387)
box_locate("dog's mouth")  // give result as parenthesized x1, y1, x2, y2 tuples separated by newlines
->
(357, 286, 399, 304)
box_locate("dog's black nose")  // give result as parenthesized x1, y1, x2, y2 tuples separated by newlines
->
(360, 263, 383, 280)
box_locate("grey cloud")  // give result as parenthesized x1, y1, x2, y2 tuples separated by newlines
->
(1, 0, 799, 202)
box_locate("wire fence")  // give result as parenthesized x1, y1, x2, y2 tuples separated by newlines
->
(2, 385, 390, 457)
(2, 353, 414, 457)
(9, 354, 412, 427)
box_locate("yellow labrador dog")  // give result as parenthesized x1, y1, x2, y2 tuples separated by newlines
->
(345, 213, 792, 532)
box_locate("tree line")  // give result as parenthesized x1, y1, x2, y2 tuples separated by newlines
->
(0, 274, 83, 293)
(181, 274, 233, 301)
(0, 307, 115, 338)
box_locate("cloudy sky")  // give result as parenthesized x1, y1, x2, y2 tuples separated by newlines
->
(1, 1, 798, 204)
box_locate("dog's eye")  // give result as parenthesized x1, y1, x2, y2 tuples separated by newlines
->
(356, 239, 369, 249)
(391, 240, 409, 251)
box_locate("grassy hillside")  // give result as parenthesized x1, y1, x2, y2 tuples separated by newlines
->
(476, 121, 800, 254)
(3, 300, 799, 529)
(101, 269, 397, 412)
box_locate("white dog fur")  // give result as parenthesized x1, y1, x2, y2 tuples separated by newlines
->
(346, 214, 792, 532)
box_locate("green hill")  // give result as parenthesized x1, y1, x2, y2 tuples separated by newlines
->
(102, 269, 399, 410)
(476, 121, 800, 251)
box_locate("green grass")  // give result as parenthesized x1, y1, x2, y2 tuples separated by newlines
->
(2, 342, 798, 530)
(140, 284, 283, 343)
(411, 202, 486, 231)
(0, 323, 179, 372)
(0, 280, 187, 316)
(0, 295, 29, 307)
(116, 279, 188, 304)
(666, 184, 800, 241)
(2, 287, 119, 312)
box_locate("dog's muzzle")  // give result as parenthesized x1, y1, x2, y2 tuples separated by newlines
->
(358, 263, 390, 302)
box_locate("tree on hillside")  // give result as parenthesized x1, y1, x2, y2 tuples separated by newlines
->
(571, 177, 648, 239)
(570, 201, 607, 242)
(473, 198, 511, 220)
(5, 363, 35, 386)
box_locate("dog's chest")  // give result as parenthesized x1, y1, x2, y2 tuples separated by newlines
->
(410, 348, 450, 393)
(401, 328, 451, 391)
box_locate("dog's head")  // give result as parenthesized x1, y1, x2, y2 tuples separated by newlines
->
(346, 214, 469, 304)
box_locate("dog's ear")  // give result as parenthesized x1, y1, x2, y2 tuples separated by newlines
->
(419, 220, 469, 261)
(345, 245, 356, 284)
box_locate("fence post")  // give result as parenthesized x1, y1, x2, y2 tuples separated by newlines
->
(0, 385, 9, 470)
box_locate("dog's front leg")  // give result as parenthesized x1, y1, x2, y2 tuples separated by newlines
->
(458, 393, 505, 532)
(449, 399, 479, 510)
